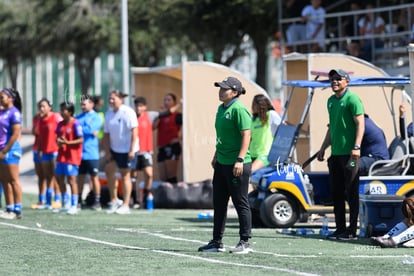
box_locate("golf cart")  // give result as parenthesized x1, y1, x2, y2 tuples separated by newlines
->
(249, 77, 414, 229)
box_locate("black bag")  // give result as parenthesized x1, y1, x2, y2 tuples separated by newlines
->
(153, 179, 213, 209)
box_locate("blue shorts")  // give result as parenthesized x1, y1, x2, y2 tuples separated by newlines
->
(41, 152, 58, 162)
(55, 162, 79, 176)
(79, 159, 99, 176)
(1, 148, 22, 165)
(110, 150, 130, 169)
(33, 150, 41, 164)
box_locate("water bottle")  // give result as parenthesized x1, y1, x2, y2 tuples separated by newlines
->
(146, 192, 154, 211)
(197, 212, 213, 219)
(277, 228, 293, 234)
(295, 228, 314, 235)
(319, 215, 330, 236)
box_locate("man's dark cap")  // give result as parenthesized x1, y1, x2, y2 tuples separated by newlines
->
(328, 69, 350, 81)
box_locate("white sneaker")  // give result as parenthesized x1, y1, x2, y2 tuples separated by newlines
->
(229, 240, 253, 254)
(67, 206, 79, 215)
(106, 199, 123, 214)
(62, 202, 71, 211)
(0, 211, 17, 220)
(115, 205, 131, 215)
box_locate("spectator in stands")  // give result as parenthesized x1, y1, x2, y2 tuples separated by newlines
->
(198, 77, 253, 254)
(37, 98, 63, 209)
(359, 114, 389, 176)
(411, 23, 414, 43)
(104, 90, 138, 215)
(153, 93, 182, 184)
(31, 111, 47, 209)
(0, 88, 23, 219)
(344, 2, 363, 39)
(301, 0, 326, 52)
(285, 0, 307, 52)
(358, 3, 385, 61)
(250, 94, 281, 172)
(54, 102, 84, 215)
(343, 2, 363, 58)
(76, 95, 103, 211)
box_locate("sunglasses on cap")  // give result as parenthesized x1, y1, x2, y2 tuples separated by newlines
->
(329, 76, 346, 82)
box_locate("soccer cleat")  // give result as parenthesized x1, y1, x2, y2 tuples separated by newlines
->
(326, 230, 344, 240)
(0, 211, 17, 220)
(198, 240, 225, 252)
(67, 206, 79, 215)
(229, 240, 253, 254)
(371, 236, 397, 248)
(115, 205, 131, 215)
(92, 202, 102, 211)
(106, 199, 123, 214)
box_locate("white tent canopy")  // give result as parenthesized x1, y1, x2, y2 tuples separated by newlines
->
(131, 61, 268, 183)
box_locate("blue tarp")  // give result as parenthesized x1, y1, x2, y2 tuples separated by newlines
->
(283, 77, 411, 89)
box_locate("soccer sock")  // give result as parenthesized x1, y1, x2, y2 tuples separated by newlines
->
(384, 222, 407, 238)
(71, 194, 79, 207)
(6, 205, 13, 212)
(46, 188, 54, 205)
(63, 192, 70, 206)
(14, 203, 22, 214)
(54, 193, 62, 203)
(94, 194, 100, 203)
(39, 194, 46, 204)
(392, 224, 414, 244)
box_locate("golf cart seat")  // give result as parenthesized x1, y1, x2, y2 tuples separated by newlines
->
(267, 124, 297, 166)
(250, 124, 298, 185)
(369, 136, 409, 176)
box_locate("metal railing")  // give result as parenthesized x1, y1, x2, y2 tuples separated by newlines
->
(278, 3, 414, 75)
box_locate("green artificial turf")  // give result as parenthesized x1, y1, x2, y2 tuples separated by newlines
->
(0, 193, 413, 275)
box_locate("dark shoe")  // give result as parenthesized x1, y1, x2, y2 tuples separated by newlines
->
(198, 240, 225, 252)
(337, 230, 358, 241)
(327, 230, 344, 240)
(92, 202, 102, 211)
(371, 236, 397, 248)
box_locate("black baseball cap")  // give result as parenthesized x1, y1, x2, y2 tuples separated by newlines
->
(328, 69, 350, 81)
(214, 77, 243, 92)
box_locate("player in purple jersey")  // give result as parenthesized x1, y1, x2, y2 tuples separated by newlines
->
(0, 88, 23, 219)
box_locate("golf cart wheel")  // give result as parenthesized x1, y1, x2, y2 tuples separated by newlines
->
(259, 193, 298, 228)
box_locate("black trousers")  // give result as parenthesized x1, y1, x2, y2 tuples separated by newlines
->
(328, 155, 359, 234)
(212, 162, 252, 241)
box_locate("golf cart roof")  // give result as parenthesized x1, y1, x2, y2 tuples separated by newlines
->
(283, 77, 411, 88)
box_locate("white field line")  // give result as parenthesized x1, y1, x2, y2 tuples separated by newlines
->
(116, 227, 414, 260)
(0, 222, 318, 276)
(116, 227, 319, 258)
